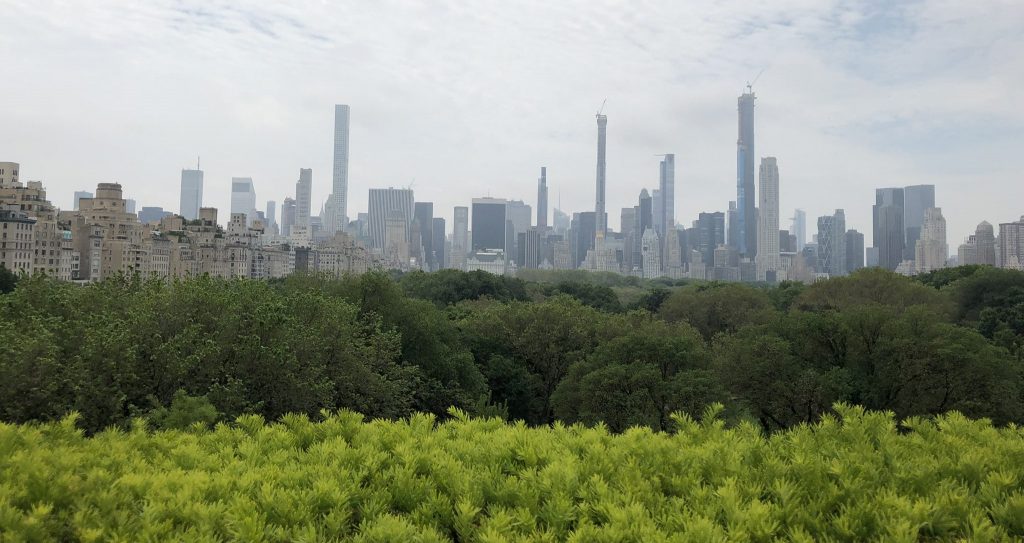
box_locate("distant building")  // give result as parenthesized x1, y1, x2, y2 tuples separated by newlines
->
(696, 212, 726, 267)
(139, 207, 172, 224)
(872, 188, 905, 270)
(0, 162, 20, 187)
(755, 157, 780, 281)
(281, 198, 296, 237)
(641, 228, 661, 279)
(817, 209, 846, 277)
(471, 198, 508, 253)
(230, 177, 257, 224)
(536, 167, 548, 228)
(414, 202, 434, 270)
(179, 169, 203, 220)
(595, 112, 608, 235)
(0, 208, 36, 273)
(998, 216, 1024, 270)
(452, 206, 469, 271)
(330, 104, 351, 232)
(368, 188, 415, 259)
(736, 90, 757, 258)
(296, 169, 312, 229)
(845, 229, 865, 273)
(791, 209, 806, 251)
(74, 191, 93, 211)
(914, 208, 947, 274)
(903, 184, 935, 261)
(976, 221, 996, 266)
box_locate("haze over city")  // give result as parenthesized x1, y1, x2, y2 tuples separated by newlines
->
(2, 1, 1023, 244)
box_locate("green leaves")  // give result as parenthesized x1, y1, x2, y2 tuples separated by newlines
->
(4, 407, 1024, 540)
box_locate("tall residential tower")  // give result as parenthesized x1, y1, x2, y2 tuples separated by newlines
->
(736, 89, 757, 258)
(179, 168, 203, 220)
(755, 157, 780, 280)
(331, 104, 351, 232)
(537, 167, 548, 228)
(595, 112, 608, 236)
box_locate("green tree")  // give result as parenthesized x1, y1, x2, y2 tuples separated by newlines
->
(659, 282, 776, 341)
(147, 390, 220, 430)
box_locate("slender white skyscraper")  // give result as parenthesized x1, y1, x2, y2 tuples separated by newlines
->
(755, 157, 780, 281)
(331, 104, 351, 232)
(595, 111, 607, 235)
(537, 167, 548, 228)
(658, 154, 675, 235)
(737, 89, 757, 258)
(179, 168, 203, 220)
(792, 209, 806, 251)
(296, 168, 312, 228)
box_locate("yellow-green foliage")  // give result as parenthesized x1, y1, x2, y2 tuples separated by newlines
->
(2, 405, 1024, 541)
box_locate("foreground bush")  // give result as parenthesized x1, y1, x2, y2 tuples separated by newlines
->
(2, 406, 1023, 541)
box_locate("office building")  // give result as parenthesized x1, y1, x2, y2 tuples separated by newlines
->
(727, 201, 740, 250)
(73, 191, 93, 211)
(696, 212, 726, 268)
(975, 221, 996, 266)
(873, 188, 905, 270)
(792, 209, 806, 251)
(368, 188, 414, 253)
(845, 230, 864, 273)
(903, 184, 935, 261)
(432, 217, 446, 270)
(230, 177, 257, 223)
(595, 112, 608, 235)
(331, 104, 351, 232)
(452, 206, 469, 270)
(471, 198, 508, 253)
(736, 90, 757, 258)
(914, 207, 947, 273)
(572, 211, 597, 268)
(179, 168, 203, 220)
(281, 198, 296, 237)
(537, 167, 548, 228)
(414, 202, 434, 270)
(265, 201, 276, 231)
(817, 209, 846, 277)
(139, 207, 171, 224)
(641, 228, 661, 279)
(755, 157, 780, 280)
(999, 217, 1024, 270)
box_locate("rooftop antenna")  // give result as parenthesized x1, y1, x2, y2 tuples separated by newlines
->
(596, 98, 607, 117)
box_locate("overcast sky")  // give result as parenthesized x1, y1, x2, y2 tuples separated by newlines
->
(2, 1, 1022, 246)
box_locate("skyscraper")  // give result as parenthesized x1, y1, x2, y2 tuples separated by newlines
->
(265, 201, 276, 230)
(792, 209, 806, 251)
(414, 202, 434, 270)
(755, 157, 780, 281)
(975, 221, 996, 266)
(471, 198, 508, 253)
(73, 191, 93, 211)
(572, 211, 597, 268)
(331, 104, 351, 232)
(432, 217, 446, 270)
(727, 201, 740, 250)
(873, 188, 905, 270)
(281, 198, 296, 237)
(368, 188, 414, 251)
(658, 154, 675, 236)
(696, 211, 726, 266)
(452, 206, 469, 270)
(537, 167, 548, 228)
(914, 208, 947, 273)
(595, 112, 608, 236)
(845, 230, 864, 273)
(998, 217, 1024, 270)
(817, 209, 846, 277)
(296, 168, 312, 229)
(903, 184, 935, 261)
(230, 177, 256, 223)
(179, 168, 203, 220)
(736, 89, 757, 258)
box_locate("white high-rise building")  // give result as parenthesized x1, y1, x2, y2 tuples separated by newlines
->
(230, 177, 257, 224)
(179, 168, 203, 220)
(914, 207, 947, 273)
(331, 104, 351, 233)
(792, 209, 806, 251)
(368, 188, 414, 251)
(296, 168, 312, 229)
(452, 206, 469, 270)
(595, 112, 608, 235)
(755, 157, 780, 281)
(658, 154, 675, 236)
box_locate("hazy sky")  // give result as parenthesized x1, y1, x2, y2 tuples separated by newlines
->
(2, 1, 1022, 246)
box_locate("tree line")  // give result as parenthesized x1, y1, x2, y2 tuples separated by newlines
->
(0, 265, 1021, 433)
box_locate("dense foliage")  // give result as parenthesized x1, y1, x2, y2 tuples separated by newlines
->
(1, 267, 1023, 434)
(3, 406, 1024, 541)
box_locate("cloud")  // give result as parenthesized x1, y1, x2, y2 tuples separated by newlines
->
(1, 0, 1021, 247)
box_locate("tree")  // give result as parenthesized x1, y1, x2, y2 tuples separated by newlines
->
(658, 282, 776, 341)
(147, 390, 220, 430)
(0, 264, 17, 294)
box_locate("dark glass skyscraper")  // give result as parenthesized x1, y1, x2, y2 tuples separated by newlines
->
(873, 188, 905, 270)
(471, 198, 507, 252)
(736, 90, 757, 258)
(903, 184, 935, 260)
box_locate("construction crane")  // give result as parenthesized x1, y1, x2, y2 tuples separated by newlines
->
(746, 68, 765, 93)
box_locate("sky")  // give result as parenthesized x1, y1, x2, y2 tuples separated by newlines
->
(2, 0, 1022, 248)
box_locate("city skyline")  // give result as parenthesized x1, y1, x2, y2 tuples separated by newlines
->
(2, 2, 1022, 246)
